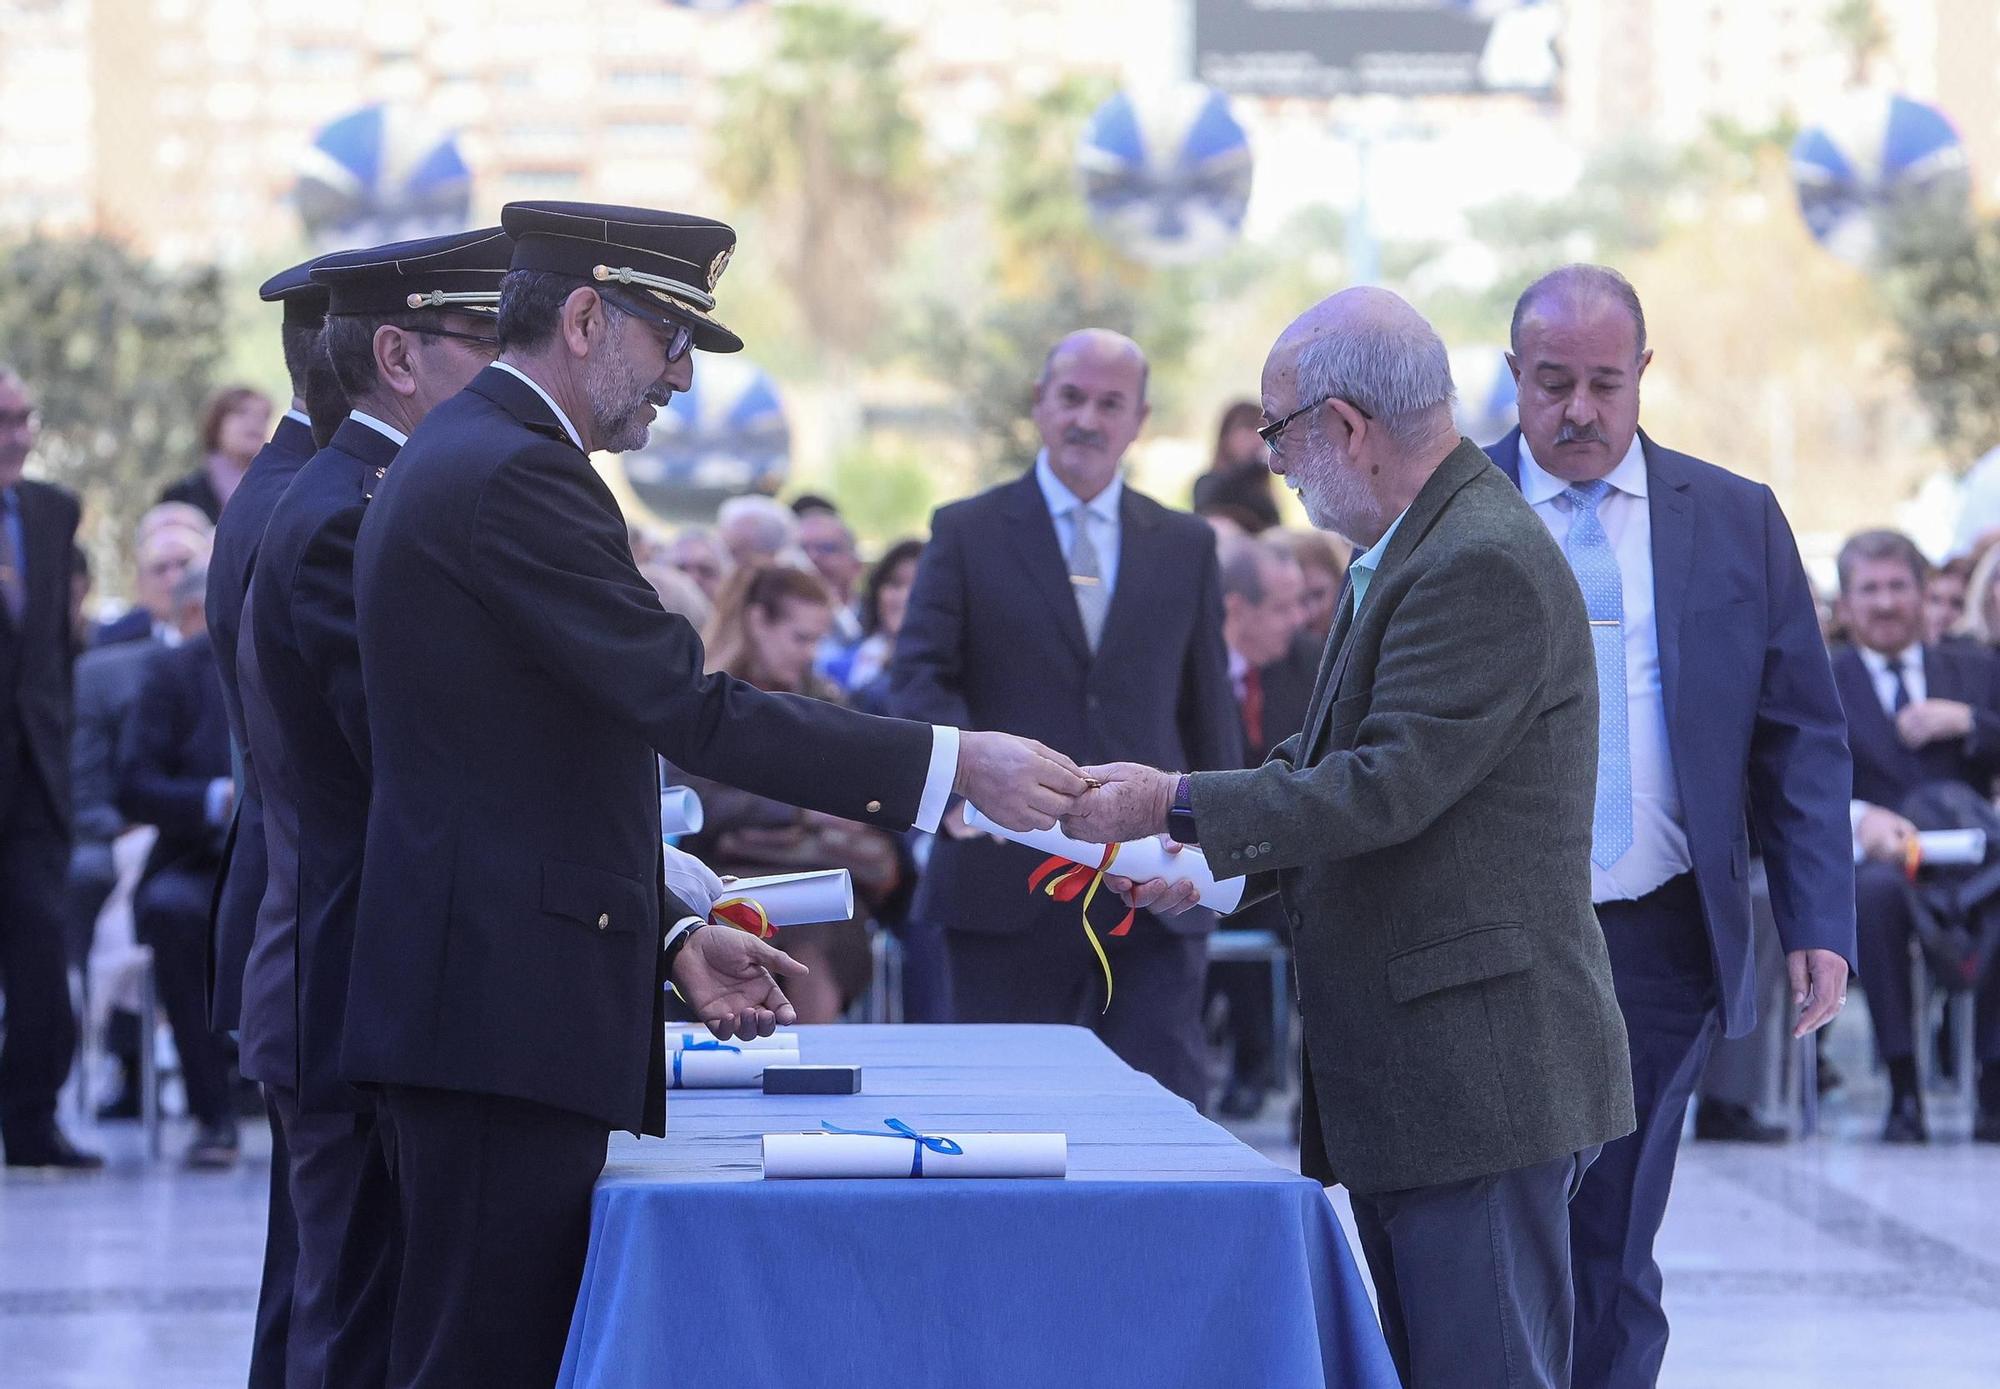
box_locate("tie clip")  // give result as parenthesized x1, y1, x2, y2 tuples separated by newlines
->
(1069, 574, 1101, 587)
(1589, 619, 1621, 627)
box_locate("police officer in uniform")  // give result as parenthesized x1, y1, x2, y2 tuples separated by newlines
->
(346, 201, 1085, 1388)
(237, 227, 514, 1387)
(203, 257, 338, 1389)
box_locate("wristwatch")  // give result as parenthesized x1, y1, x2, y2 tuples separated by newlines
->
(1166, 773, 1199, 846)
(662, 917, 708, 975)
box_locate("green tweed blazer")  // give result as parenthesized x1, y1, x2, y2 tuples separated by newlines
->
(1192, 438, 1635, 1195)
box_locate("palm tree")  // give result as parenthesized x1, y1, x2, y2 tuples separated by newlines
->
(712, 5, 927, 363)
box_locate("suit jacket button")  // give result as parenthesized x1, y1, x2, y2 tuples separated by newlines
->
(1259, 841, 1272, 853)
(866, 799, 882, 814)
(1231, 850, 1243, 861)
(1244, 846, 1258, 859)
(597, 913, 610, 930)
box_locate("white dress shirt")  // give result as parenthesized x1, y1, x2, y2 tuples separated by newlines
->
(1858, 644, 1925, 715)
(282, 407, 311, 430)
(490, 362, 960, 830)
(347, 410, 409, 447)
(1521, 433, 1692, 903)
(1848, 645, 1926, 862)
(1035, 450, 1124, 601)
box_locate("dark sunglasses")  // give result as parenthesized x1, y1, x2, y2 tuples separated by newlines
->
(601, 289, 695, 364)
(1258, 394, 1373, 448)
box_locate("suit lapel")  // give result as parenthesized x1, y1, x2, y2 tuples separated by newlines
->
(1833, 646, 1911, 780)
(1642, 432, 1695, 748)
(1000, 470, 1091, 663)
(1097, 488, 1161, 657)
(1296, 578, 1355, 745)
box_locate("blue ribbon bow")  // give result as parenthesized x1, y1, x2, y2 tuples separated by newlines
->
(671, 1039, 741, 1088)
(820, 1118, 964, 1177)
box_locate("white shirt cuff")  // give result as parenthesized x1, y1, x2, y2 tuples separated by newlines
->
(1850, 799, 1873, 865)
(664, 915, 705, 952)
(205, 778, 233, 828)
(913, 725, 960, 834)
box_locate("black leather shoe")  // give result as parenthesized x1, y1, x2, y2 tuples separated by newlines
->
(1973, 1108, 2000, 1144)
(1694, 1099, 1788, 1144)
(1882, 1093, 1929, 1144)
(185, 1122, 240, 1170)
(1217, 1080, 1268, 1120)
(95, 1087, 141, 1123)
(4, 1126, 106, 1171)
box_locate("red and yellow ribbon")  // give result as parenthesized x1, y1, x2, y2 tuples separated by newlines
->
(1903, 837, 1924, 882)
(1028, 846, 1134, 1011)
(711, 898, 774, 939)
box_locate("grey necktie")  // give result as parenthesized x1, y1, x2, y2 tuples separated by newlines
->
(0, 496, 24, 627)
(1068, 508, 1109, 652)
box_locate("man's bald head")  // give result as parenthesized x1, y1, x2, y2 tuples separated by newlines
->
(1038, 329, 1149, 405)
(1509, 264, 1646, 359)
(1032, 328, 1152, 503)
(1264, 287, 1456, 451)
(1259, 288, 1458, 547)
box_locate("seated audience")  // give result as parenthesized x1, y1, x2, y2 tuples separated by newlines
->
(1273, 527, 1350, 646)
(845, 537, 926, 710)
(114, 562, 238, 1167)
(716, 493, 799, 570)
(1833, 529, 2000, 1144)
(93, 503, 213, 648)
(1191, 400, 1281, 533)
(158, 385, 273, 522)
(670, 565, 910, 1023)
(666, 524, 731, 605)
(1928, 553, 1974, 647)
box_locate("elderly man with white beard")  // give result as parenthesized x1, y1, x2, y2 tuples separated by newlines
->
(1063, 287, 1635, 1389)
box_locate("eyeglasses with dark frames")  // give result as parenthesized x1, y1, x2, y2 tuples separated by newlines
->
(1258, 394, 1373, 448)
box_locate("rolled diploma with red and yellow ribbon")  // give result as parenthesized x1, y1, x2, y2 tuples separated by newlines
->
(711, 869, 855, 939)
(963, 805, 1245, 1008)
(961, 807, 1245, 914)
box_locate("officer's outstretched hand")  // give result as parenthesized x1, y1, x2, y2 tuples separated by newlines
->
(954, 730, 1089, 832)
(672, 927, 809, 1041)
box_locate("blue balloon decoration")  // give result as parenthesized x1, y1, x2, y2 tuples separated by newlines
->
(1078, 84, 1254, 266)
(1791, 92, 1970, 264)
(621, 356, 790, 515)
(295, 104, 474, 249)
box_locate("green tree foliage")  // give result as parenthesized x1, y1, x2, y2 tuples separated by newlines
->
(711, 5, 928, 363)
(0, 235, 227, 572)
(1885, 216, 2000, 463)
(912, 76, 1200, 477)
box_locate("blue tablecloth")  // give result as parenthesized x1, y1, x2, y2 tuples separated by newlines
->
(557, 1024, 1398, 1389)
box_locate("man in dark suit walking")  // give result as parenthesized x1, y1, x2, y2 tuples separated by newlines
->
(202, 255, 335, 1389)
(1832, 527, 2000, 1143)
(238, 227, 517, 1388)
(1069, 287, 1634, 1389)
(1486, 266, 1856, 1389)
(0, 366, 100, 1171)
(347, 202, 1082, 1388)
(890, 330, 1242, 1105)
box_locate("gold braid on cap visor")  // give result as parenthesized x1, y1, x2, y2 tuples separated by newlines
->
(403, 290, 502, 314)
(591, 263, 717, 315)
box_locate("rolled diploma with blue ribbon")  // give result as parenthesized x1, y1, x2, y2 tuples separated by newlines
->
(761, 1129, 1068, 1179)
(667, 1029, 799, 1054)
(669, 1044, 778, 1088)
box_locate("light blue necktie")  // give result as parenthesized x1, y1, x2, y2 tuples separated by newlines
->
(1563, 481, 1633, 870)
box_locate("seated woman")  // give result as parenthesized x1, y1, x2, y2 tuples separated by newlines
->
(669, 565, 909, 1022)
(844, 537, 925, 713)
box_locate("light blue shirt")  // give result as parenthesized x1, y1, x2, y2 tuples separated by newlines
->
(0, 487, 23, 611)
(1345, 507, 1409, 614)
(1519, 432, 1691, 903)
(1035, 451, 1123, 601)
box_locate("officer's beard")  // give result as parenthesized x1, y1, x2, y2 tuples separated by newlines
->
(584, 339, 656, 454)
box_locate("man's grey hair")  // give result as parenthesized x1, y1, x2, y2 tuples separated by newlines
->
(1218, 533, 1299, 604)
(1509, 264, 1648, 357)
(1294, 318, 1455, 451)
(716, 494, 798, 559)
